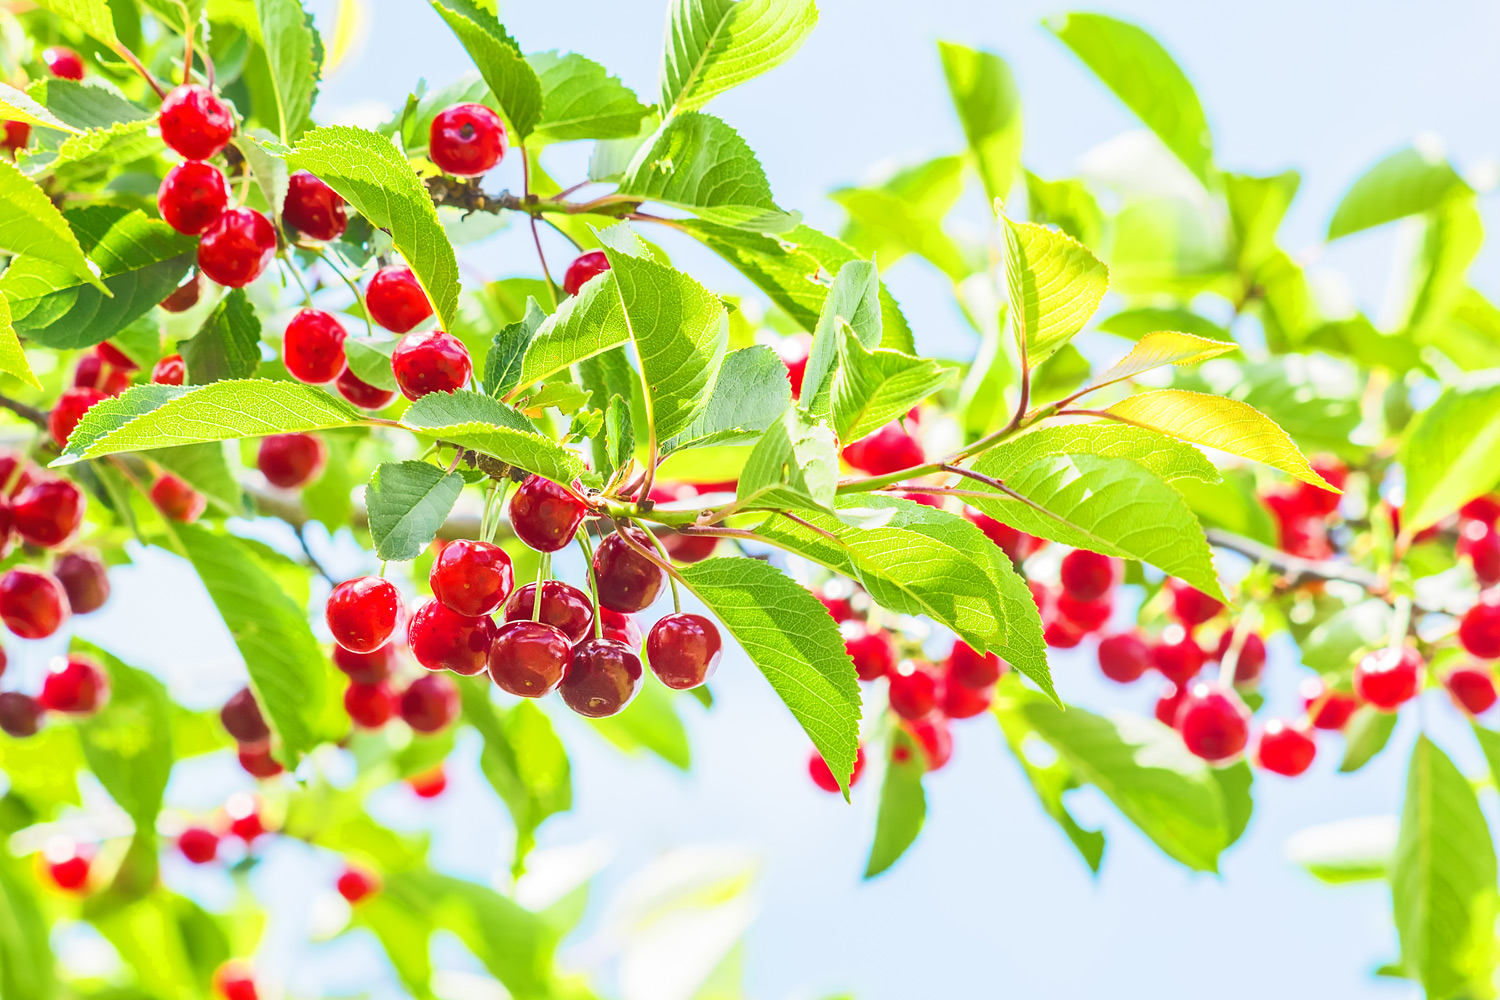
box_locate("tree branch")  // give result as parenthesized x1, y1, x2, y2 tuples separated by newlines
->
(0, 394, 48, 429)
(1204, 528, 1385, 592)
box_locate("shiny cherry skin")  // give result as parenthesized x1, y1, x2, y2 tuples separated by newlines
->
(178, 827, 219, 864)
(391, 330, 470, 399)
(1463, 495, 1500, 526)
(282, 308, 347, 384)
(1151, 635, 1204, 685)
(429, 102, 507, 176)
(430, 539, 513, 617)
(887, 663, 939, 721)
(73, 351, 131, 396)
(326, 577, 402, 653)
(1353, 645, 1424, 711)
(332, 642, 396, 684)
(335, 367, 398, 409)
(809, 745, 865, 793)
(1446, 665, 1497, 715)
(646, 613, 721, 690)
(95, 343, 138, 372)
(1097, 632, 1152, 684)
(365, 265, 433, 334)
(1055, 591, 1112, 633)
(560, 637, 643, 718)
(503, 581, 594, 642)
(1044, 616, 1084, 649)
(509, 476, 588, 552)
(562, 251, 610, 296)
(1256, 719, 1317, 776)
(599, 607, 642, 649)
(660, 528, 718, 563)
(220, 687, 269, 744)
(50, 386, 106, 448)
(14, 478, 85, 548)
(48, 852, 90, 892)
(946, 640, 1003, 689)
(407, 766, 446, 798)
(841, 422, 924, 476)
(43, 47, 85, 80)
(1174, 682, 1250, 762)
(198, 208, 276, 288)
(1461, 522, 1500, 587)
(337, 867, 379, 904)
(2, 120, 30, 151)
(1301, 677, 1360, 730)
(152, 473, 207, 522)
(1059, 549, 1113, 601)
(593, 527, 665, 613)
(237, 744, 284, 779)
(0, 692, 42, 737)
(160, 275, 203, 313)
(398, 673, 459, 733)
(779, 334, 811, 398)
(1214, 629, 1268, 685)
(153, 353, 187, 384)
(1459, 601, 1500, 660)
(158, 160, 229, 235)
(846, 626, 896, 682)
(1154, 681, 1187, 727)
(344, 681, 396, 728)
(0, 568, 69, 639)
(257, 433, 326, 489)
(488, 619, 571, 697)
(939, 670, 993, 718)
(40, 656, 109, 715)
(905, 715, 953, 770)
(1167, 580, 1223, 628)
(282, 170, 348, 241)
(407, 599, 495, 676)
(158, 83, 235, 159)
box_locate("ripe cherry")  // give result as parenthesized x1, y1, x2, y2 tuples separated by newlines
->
(1460, 601, 1500, 659)
(158, 160, 229, 235)
(94, 342, 138, 371)
(1175, 682, 1250, 762)
(364, 265, 433, 334)
(1256, 719, 1317, 776)
(778, 334, 811, 398)
(509, 476, 588, 552)
(430, 539, 513, 617)
(1353, 645, 1424, 711)
(73, 349, 131, 396)
(939, 671, 993, 718)
(407, 599, 495, 676)
(407, 766, 446, 798)
(337, 867, 379, 904)
(344, 681, 396, 728)
(1462, 495, 1500, 526)
(14, 478, 85, 548)
(178, 827, 220, 864)
(152, 353, 187, 384)
(593, 527, 665, 613)
(1098, 632, 1152, 684)
(560, 637, 643, 717)
(809, 745, 865, 792)
(429, 102, 507, 176)
(1059, 549, 1114, 601)
(1213, 629, 1268, 685)
(151, 473, 207, 522)
(220, 687, 269, 744)
(0, 692, 42, 737)
(1043, 616, 1084, 649)
(332, 643, 396, 684)
(1293, 457, 1346, 517)
(964, 507, 1040, 564)
(946, 640, 1002, 689)
(1154, 681, 1187, 726)
(282, 171, 348, 242)
(43, 47, 85, 80)
(237, 744, 284, 778)
(1460, 522, 1500, 586)
(4, 120, 31, 152)
(46, 843, 91, 892)
(214, 964, 259, 1000)
(818, 592, 856, 623)
(257, 433, 327, 489)
(600, 607, 642, 649)
(398, 673, 459, 733)
(1445, 665, 1497, 715)
(888, 662, 939, 720)
(326, 577, 402, 654)
(1151, 634, 1204, 685)
(503, 581, 594, 642)
(40, 656, 109, 715)
(846, 627, 896, 682)
(1055, 591, 1112, 633)
(1166, 580, 1223, 627)
(646, 613, 721, 690)
(0, 453, 33, 496)
(282, 308, 347, 384)
(160, 274, 204, 313)
(391, 330, 471, 398)
(1301, 677, 1360, 731)
(488, 619, 571, 697)
(841, 422, 923, 476)
(905, 715, 953, 771)
(562, 251, 610, 296)
(335, 367, 398, 409)
(198, 208, 276, 288)
(159, 84, 235, 159)
(50, 386, 106, 448)
(0, 568, 69, 639)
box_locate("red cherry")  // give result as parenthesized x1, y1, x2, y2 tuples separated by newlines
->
(1461, 601, 1500, 659)
(593, 527, 665, 613)
(1300, 677, 1359, 730)
(938, 670, 993, 718)
(49, 386, 106, 448)
(335, 367, 398, 409)
(1292, 457, 1346, 517)
(841, 422, 923, 476)
(14, 478, 85, 548)
(1212, 629, 1268, 685)
(0, 568, 70, 639)
(1043, 617, 1084, 649)
(509, 476, 588, 553)
(73, 350, 130, 395)
(600, 607, 643, 649)
(214, 964, 259, 1000)
(178, 827, 219, 864)
(281, 309, 347, 384)
(503, 581, 594, 642)
(40, 656, 109, 714)
(326, 577, 402, 654)
(1461, 495, 1500, 526)
(43, 47, 85, 80)
(257, 433, 326, 489)
(1166, 580, 1223, 627)
(0, 692, 42, 737)
(337, 866, 379, 904)
(778, 334, 811, 398)
(1151, 635, 1205, 685)
(391, 330, 471, 398)
(887, 662, 939, 720)
(364, 265, 433, 334)
(560, 637, 643, 717)
(1059, 549, 1114, 601)
(198, 208, 276, 288)
(237, 744, 284, 778)
(227, 798, 267, 840)
(817, 592, 856, 623)
(407, 599, 495, 676)
(160, 274, 204, 313)
(946, 640, 1003, 689)
(1174, 682, 1250, 762)
(646, 613, 721, 690)
(904, 715, 953, 770)
(152, 353, 187, 384)
(1445, 665, 1497, 715)
(4, 120, 32, 151)
(95, 342, 138, 372)
(0, 453, 34, 496)
(399, 673, 459, 733)
(1459, 521, 1500, 587)
(809, 744, 865, 792)
(1154, 681, 1187, 726)
(282, 171, 348, 242)
(48, 850, 91, 892)
(963, 507, 1041, 564)
(659, 528, 719, 563)
(159, 84, 235, 159)
(408, 765, 447, 798)
(343, 681, 396, 728)
(151, 473, 207, 522)
(1256, 719, 1317, 776)
(220, 687, 269, 744)
(429, 102, 507, 176)
(487, 619, 571, 697)
(1353, 645, 1424, 711)
(158, 160, 229, 235)
(430, 539, 513, 617)
(332, 643, 396, 684)
(1055, 591, 1112, 633)
(1098, 633, 1152, 684)
(846, 626, 896, 682)
(562, 250, 610, 296)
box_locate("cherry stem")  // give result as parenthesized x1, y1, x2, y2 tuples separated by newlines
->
(614, 517, 686, 586)
(1387, 596, 1413, 652)
(531, 551, 550, 623)
(117, 43, 168, 100)
(633, 519, 680, 613)
(181, 11, 195, 87)
(779, 511, 843, 547)
(280, 255, 313, 308)
(576, 527, 604, 639)
(313, 245, 372, 339)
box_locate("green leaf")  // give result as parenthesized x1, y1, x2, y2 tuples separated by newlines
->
(829, 326, 956, 441)
(864, 732, 926, 878)
(1097, 306, 1228, 343)
(366, 461, 465, 562)
(0, 296, 40, 390)
(1025, 170, 1104, 247)
(0, 157, 107, 293)
(256, 0, 323, 142)
(735, 407, 838, 512)
(677, 556, 860, 792)
(1046, 12, 1215, 185)
(484, 299, 546, 397)
(1405, 196, 1484, 347)
(31, 78, 147, 131)
(427, 0, 543, 139)
(31, 0, 119, 46)
(619, 112, 799, 233)
(1339, 706, 1398, 774)
(1397, 374, 1500, 533)
(236, 132, 292, 221)
(0, 850, 58, 1000)
(1327, 145, 1472, 240)
(399, 389, 587, 485)
(153, 442, 246, 516)
(0, 81, 82, 133)
(286, 126, 461, 331)
(344, 337, 399, 392)
(603, 394, 633, 479)
(662, 345, 792, 453)
(659, 0, 818, 116)
(1287, 817, 1395, 885)
(831, 158, 969, 279)
(180, 289, 263, 384)
(75, 646, 172, 826)
(801, 259, 881, 413)
(1001, 215, 1108, 366)
(1028, 342, 1089, 406)
(937, 41, 1022, 204)
(1225, 170, 1300, 271)
(1392, 736, 1498, 998)
(994, 694, 1106, 871)
(527, 50, 650, 143)
(18, 118, 156, 180)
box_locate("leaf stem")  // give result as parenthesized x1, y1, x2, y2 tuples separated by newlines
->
(614, 517, 686, 586)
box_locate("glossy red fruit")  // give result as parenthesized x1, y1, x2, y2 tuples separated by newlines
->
(399, 673, 460, 733)
(365, 265, 433, 334)
(659, 528, 718, 564)
(237, 744, 284, 778)
(1213, 629, 1268, 685)
(600, 607, 642, 649)
(503, 581, 594, 642)
(946, 641, 1002, 689)
(939, 670, 993, 718)
(47, 850, 90, 892)
(40, 656, 109, 714)
(178, 827, 219, 864)
(160, 274, 204, 313)
(1446, 665, 1498, 715)
(214, 964, 259, 1000)
(326, 577, 402, 654)
(1167, 580, 1223, 628)
(509, 476, 588, 553)
(198, 208, 276, 288)
(562, 250, 610, 296)
(151, 473, 206, 522)
(593, 528, 665, 613)
(1354, 646, 1424, 711)
(335, 367, 398, 409)
(646, 613, 721, 690)
(49, 386, 106, 448)
(1461, 601, 1500, 659)
(1462, 495, 1500, 526)
(1461, 522, 1500, 587)
(220, 687, 269, 744)
(94, 342, 138, 372)
(1293, 457, 1346, 517)
(14, 478, 85, 548)
(73, 351, 130, 396)
(282, 170, 348, 241)
(1175, 682, 1250, 762)
(1098, 633, 1152, 684)
(1043, 616, 1083, 649)
(391, 330, 470, 398)
(158, 160, 229, 235)
(255, 433, 326, 490)
(159, 84, 235, 159)
(560, 637, 643, 717)
(430, 539, 513, 617)
(337, 867, 379, 904)
(2, 120, 29, 152)
(0, 692, 42, 737)
(488, 619, 571, 697)
(282, 309, 347, 384)
(841, 422, 923, 476)
(152, 353, 187, 384)
(1151, 635, 1205, 685)
(777, 333, 811, 398)
(407, 599, 495, 676)
(1256, 719, 1317, 776)
(332, 643, 396, 685)
(408, 766, 447, 798)
(888, 663, 939, 720)
(43, 47, 85, 80)
(0, 568, 69, 639)
(964, 507, 1041, 564)
(344, 681, 395, 728)
(809, 745, 865, 792)
(429, 102, 507, 176)
(905, 715, 953, 771)
(1301, 677, 1360, 731)
(1059, 549, 1114, 601)
(846, 627, 896, 682)
(0, 453, 34, 496)
(1055, 591, 1112, 633)
(1154, 681, 1187, 727)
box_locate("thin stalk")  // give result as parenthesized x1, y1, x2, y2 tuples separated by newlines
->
(633, 519, 680, 613)
(1387, 596, 1413, 652)
(531, 216, 559, 308)
(614, 517, 686, 586)
(118, 44, 167, 100)
(541, 216, 583, 252)
(181, 9, 195, 87)
(576, 527, 604, 639)
(281, 255, 314, 307)
(316, 247, 372, 338)
(1216, 600, 1261, 689)
(531, 551, 550, 623)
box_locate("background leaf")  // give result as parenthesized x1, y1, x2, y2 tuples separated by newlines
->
(865, 733, 927, 878)
(180, 289, 263, 384)
(1327, 145, 1471, 239)
(366, 461, 465, 562)
(428, 0, 543, 138)
(1398, 373, 1500, 532)
(659, 0, 819, 115)
(75, 646, 173, 827)
(527, 50, 649, 143)
(937, 41, 1022, 205)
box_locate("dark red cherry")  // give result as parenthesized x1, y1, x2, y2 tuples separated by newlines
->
(1301, 677, 1360, 731)
(0, 692, 42, 737)
(398, 673, 459, 733)
(326, 577, 402, 654)
(364, 265, 432, 334)
(3, 120, 32, 151)
(1166, 580, 1223, 628)
(160, 274, 204, 313)
(430, 539, 513, 617)
(1256, 719, 1316, 776)
(904, 715, 953, 770)
(178, 827, 219, 864)
(1150, 634, 1204, 685)
(43, 47, 85, 80)
(887, 663, 939, 720)
(846, 626, 896, 682)
(429, 102, 507, 177)
(1055, 591, 1112, 633)
(1213, 629, 1268, 685)
(332, 642, 396, 684)
(593, 527, 665, 613)
(336, 866, 379, 904)
(809, 744, 865, 793)
(158, 83, 235, 160)
(152, 353, 187, 384)
(391, 330, 470, 399)
(1459, 600, 1500, 659)
(407, 599, 495, 676)
(49, 386, 106, 448)
(344, 681, 395, 728)
(198, 208, 276, 288)
(841, 422, 923, 476)
(488, 619, 571, 697)
(73, 349, 130, 395)
(151, 473, 206, 522)
(559, 637, 643, 718)
(503, 581, 594, 642)
(237, 744, 283, 779)
(946, 640, 1002, 689)
(257, 433, 326, 489)
(282, 308, 347, 384)
(938, 670, 993, 718)
(335, 368, 397, 410)
(600, 607, 643, 649)
(0, 568, 69, 639)
(220, 687, 270, 744)
(1174, 682, 1250, 762)
(562, 251, 610, 296)
(509, 476, 588, 552)
(408, 765, 447, 798)
(1446, 665, 1497, 715)
(95, 343, 138, 372)
(0, 453, 34, 496)
(1353, 645, 1423, 710)
(1097, 632, 1151, 683)
(158, 160, 229, 235)
(646, 613, 721, 690)
(282, 170, 348, 242)
(1059, 549, 1114, 601)
(40, 656, 109, 715)
(14, 478, 85, 548)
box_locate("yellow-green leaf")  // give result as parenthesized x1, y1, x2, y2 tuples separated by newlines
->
(32, 0, 119, 47)
(0, 296, 40, 390)
(1001, 215, 1107, 366)
(0, 158, 108, 294)
(0, 81, 83, 134)
(1087, 331, 1236, 391)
